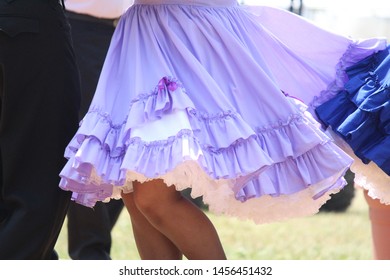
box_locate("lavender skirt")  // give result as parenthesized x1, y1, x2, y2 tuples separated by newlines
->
(59, 0, 387, 223)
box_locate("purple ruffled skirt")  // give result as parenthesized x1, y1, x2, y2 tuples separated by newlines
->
(59, 1, 386, 223)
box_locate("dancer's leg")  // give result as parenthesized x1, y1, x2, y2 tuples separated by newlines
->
(122, 192, 182, 260)
(127, 179, 226, 260)
(364, 190, 390, 260)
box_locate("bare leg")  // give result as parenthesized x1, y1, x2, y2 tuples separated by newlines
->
(122, 192, 182, 260)
(123, 179, 226, 260)
(364, 190, 390, 260)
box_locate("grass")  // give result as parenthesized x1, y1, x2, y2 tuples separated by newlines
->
(55, 189, 373, 260)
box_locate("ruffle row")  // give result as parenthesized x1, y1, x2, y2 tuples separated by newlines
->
(243, 5, 387, 115)
(316, 46, 390, 175)
(352, 161, 390, 205)
(310, 41, 389, 111)
(309, 39, 383, 111)
(326, 130, 390, 205)
(60, 77, 352, 223)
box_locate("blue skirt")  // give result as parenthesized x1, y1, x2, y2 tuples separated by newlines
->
(316, 45, 390, 204)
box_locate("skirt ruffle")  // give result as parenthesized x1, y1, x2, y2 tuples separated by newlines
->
(242, 5, 388, 115)
(58, 3, 381, 223)
(316, 46, 390, 203)
(326, 131, 390, 205)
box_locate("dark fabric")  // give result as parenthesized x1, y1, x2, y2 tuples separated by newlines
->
(0, 0, 80, 259)
(67, 15, 117, 118)
(66, 10, 119, 28)
(66, 15, 124, 260)
(67, 200, 124, 260)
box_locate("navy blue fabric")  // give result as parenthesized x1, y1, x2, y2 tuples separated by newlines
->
(316, 45, 390, 175)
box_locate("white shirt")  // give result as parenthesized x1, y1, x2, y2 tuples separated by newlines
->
(65, 0, 134, 19)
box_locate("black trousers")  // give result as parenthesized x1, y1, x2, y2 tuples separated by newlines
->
(67, 200, 124, 260)
(66, 13, 124, 260)
(0, 0, 80, 259)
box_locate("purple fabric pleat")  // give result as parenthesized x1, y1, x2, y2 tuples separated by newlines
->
(59, 2, 386, 223)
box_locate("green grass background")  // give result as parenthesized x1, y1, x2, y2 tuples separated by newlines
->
(55, 189, 373, 260)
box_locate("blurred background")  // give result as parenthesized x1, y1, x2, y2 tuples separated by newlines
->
(241, 0, 390, 38)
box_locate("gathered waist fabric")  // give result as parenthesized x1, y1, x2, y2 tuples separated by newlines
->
(134, 0, 237, 7)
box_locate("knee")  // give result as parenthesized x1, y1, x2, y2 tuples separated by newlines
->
(132, 186, 182, 227)
(132, 190, 166, 224)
